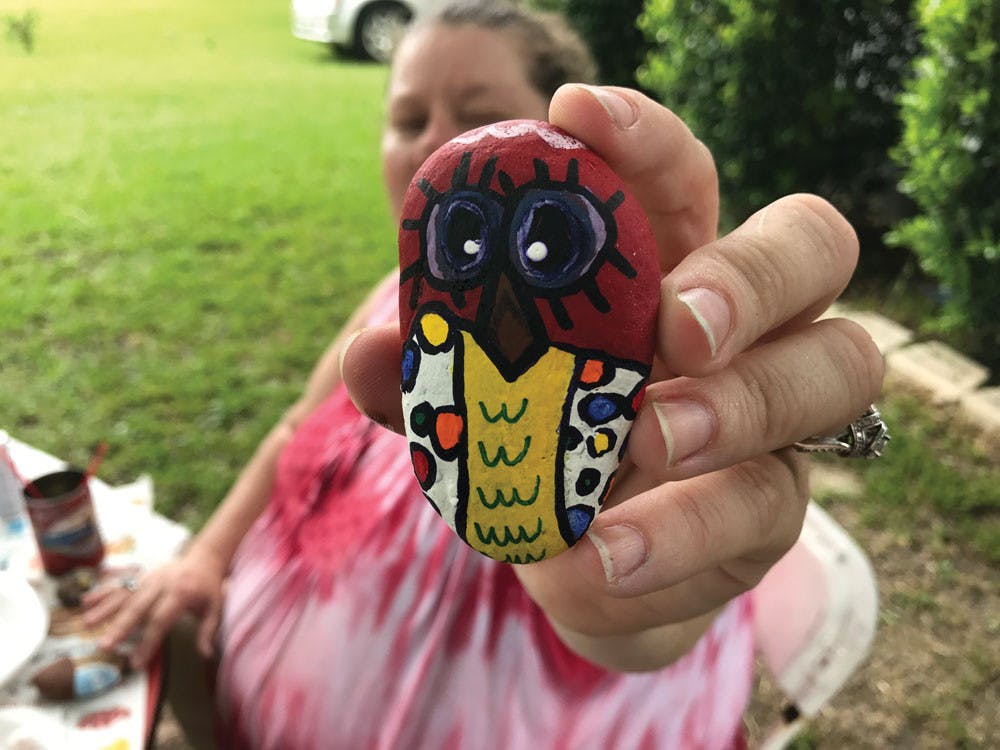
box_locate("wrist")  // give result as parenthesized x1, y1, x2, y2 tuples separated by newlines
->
(547, 608, 720, 673)
(183, 537, 231, 579)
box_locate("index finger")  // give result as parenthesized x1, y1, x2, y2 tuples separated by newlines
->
(549, 85, 718, 270)
(98, 582, 160, 649)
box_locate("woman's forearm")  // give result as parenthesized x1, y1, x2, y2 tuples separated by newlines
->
(183, 271, 397, 574)
(548, 608, 721, 673)
(183, 416, 298, 573)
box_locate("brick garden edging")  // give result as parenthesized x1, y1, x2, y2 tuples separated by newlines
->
(825, 304, 999, 438)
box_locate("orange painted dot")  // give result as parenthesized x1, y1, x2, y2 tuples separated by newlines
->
(436, 411, 464, 451)
(580, 359, 604, 384)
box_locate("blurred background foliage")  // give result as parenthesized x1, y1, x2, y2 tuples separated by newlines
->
(531, 0, 999, 375)
(886, 0, 999, 373)
(531, 0, 651, 88)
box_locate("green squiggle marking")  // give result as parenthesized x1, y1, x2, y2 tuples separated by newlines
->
(478, 437, 531, 467)
(504, 550, 547, 564)
(474, 518, 543, 547)
(478, 398, 528, 424)
(475, 476, 541, 508)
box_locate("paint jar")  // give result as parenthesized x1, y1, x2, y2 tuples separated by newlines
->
(24, 469, 104, 576)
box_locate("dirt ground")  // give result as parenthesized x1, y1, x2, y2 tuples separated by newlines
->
(745, 491, 998, 749)
(152, 472, 998, 750)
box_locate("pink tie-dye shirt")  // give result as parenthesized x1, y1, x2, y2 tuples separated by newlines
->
(215, 284, 754, 750)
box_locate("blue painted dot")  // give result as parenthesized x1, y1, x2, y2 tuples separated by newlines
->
(401, 341, 420, 392)
(584, 394, 620, 424)
(566, 506, 595, 541)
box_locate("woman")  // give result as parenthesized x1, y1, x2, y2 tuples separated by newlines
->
(86, 3, 883, 748)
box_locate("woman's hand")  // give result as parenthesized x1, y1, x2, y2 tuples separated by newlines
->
(83, 546, 226, 669)
(340, 85, 884, 670)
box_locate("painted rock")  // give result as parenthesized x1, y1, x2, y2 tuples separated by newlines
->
(398, 120, 659, 564)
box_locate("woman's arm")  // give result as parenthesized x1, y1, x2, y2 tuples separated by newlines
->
(547, 609, 721, 672)
(86, 271, 399, 667)
(186, 271, 397, 573)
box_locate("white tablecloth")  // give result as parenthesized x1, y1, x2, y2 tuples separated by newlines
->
(0, 431, 190, 750)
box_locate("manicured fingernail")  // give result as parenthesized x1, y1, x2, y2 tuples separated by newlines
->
(677, 288, 731, 359)
(580, 85, 638, 129)
(653, 399, 715, 466)
(588, 524, 648, 583)
(338, 329, 364, 380)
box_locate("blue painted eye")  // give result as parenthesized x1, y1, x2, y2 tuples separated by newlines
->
(426, 192, 500, 284)
(510, 190, 606, 289)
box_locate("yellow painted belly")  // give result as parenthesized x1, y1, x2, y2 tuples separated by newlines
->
(461, 331, 576, 563)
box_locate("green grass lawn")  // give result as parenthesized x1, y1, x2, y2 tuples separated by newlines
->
(1, 0, 394, 525)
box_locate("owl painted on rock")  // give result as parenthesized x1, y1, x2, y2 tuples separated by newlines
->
(399, 120, 659, 563)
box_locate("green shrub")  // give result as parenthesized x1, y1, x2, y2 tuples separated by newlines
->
(638, 1, 919, 233)
(887, 0, 1000, 363)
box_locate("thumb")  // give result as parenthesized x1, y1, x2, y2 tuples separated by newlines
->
(549, 84, 718, 269)
(339, 323, 405, 433)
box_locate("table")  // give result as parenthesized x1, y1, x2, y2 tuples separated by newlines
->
(0, 432, 190, 749)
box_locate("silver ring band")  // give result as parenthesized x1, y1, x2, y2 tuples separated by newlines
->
(120, 576, 139, 593)
(793, 405, 890, 459)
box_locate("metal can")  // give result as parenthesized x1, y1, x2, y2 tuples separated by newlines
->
(24, 469, 104, 576)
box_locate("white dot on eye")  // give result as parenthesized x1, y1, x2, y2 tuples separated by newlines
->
(463, 239, 481, 255)
(526, 241, 548, 262)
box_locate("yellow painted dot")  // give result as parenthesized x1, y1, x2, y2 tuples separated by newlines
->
(420, 312, 449, 347)
(592, 432, 610, 455)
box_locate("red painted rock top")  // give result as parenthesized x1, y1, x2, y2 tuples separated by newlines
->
(398, 120, 659, 563)
(399, 120, 660, 364)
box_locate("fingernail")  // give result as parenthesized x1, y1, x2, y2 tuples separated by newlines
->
(653, 399, 715, 466)
(580, 85, 638, 129)
(338, 329, 364, 380)
(588, 524, 648, 583)
(677, 288, 731, 359)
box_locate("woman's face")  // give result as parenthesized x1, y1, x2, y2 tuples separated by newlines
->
(382, 23, 550, 221)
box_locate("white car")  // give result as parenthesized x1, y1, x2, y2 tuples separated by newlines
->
(291, 0, 449, 62)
